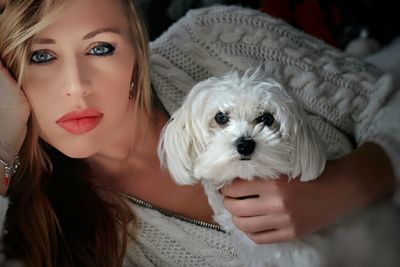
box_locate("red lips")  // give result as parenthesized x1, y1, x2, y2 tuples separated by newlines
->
(56, 108, 103, 135)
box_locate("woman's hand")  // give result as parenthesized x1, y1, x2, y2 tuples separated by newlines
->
(220, 142, 395, 244)
(0, 60, 30, 194)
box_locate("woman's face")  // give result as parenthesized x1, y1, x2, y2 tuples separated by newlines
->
(23, 0, 136, 158)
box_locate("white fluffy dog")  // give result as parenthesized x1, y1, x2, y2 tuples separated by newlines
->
(158, 69, 400, 267)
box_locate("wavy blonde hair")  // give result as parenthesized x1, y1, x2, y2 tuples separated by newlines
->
(0, 0, 151, 266)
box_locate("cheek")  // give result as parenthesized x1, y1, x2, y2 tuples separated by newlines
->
(97, 67, 131, 98)
(22, 67, 60, 125)
(22, 68, 65, 130)
(86, 51, 134, 101)
(22, 79, 55, 133)
(93, 62, 133, 121)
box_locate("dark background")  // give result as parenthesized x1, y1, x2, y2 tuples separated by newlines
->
(136, 0, 400, 50)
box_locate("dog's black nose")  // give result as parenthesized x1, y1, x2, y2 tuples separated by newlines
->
(235, 137, 256, 156)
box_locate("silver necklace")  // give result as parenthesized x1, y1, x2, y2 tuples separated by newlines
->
(120, 192, 225, 232)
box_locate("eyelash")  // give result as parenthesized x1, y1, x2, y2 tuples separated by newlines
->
(29, 49, 55, 65)
(29, 43, 116, 65)
(87, 43, 115, 56)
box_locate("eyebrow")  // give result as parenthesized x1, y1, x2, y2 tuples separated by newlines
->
(83, 28, 121, 39)
(32, 28, 121, 44)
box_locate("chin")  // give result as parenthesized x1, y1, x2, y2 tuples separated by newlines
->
(55, 145, 96, 159)
(44, 135, 99, 159)
(158, 68, 400, 267)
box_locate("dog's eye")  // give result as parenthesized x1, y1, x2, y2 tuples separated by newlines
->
(255, 112, 275, 126)
(215, 112, 229, 125)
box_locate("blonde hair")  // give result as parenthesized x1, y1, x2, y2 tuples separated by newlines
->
(0, 0, 151, 266)
(0, 0, 152, 114)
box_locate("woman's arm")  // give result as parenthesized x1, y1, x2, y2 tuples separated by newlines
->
(0, 61, 29, 196)
(361, 88, 400, 203)
(221, 142, 395, 243)
(0, 61, 29, 265)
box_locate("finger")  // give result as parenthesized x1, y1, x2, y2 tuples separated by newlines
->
(232, 214, 290, 233)
(247, 228, 296, 244)
(0, 61, 21, 105)
(223, 195, 283, 216)
(0, 60, 17, 85)
(220, 178, 267, 198)
(0, 61, 29, 114)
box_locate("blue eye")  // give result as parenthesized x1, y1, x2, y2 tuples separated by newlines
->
(30, 50, 55, 64)
(88, 43, 115, 56)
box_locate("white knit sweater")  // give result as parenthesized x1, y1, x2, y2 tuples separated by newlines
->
(1, 5, 399, 267)
(149, 5, 399, 166)
(124, 5, 400, 266)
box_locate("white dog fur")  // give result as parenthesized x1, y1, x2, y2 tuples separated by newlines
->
(158, 69, 400, 267)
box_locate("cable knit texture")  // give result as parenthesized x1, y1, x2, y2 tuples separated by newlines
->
(124, 5, 400, 266)
(150, 5, 399, 177)
(149, 5, 399, 159)
(123, 204, 241, 267)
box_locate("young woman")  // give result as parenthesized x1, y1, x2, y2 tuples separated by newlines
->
(0, 0, 398, 266)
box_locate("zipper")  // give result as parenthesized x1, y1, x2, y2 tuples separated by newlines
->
(120, 192, 224, 232)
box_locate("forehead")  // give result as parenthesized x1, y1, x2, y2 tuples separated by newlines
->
(35, 0, 130, 38)
(203, 84, 274, 114)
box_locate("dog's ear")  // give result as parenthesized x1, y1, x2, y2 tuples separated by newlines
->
(158, 79, 213, 185)
(158, 109, 197, 185)
(289, 109, 326, 182)
(268, 83, 326, 182)
(282, 98, 326, 182)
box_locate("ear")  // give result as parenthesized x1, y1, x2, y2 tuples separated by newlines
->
(157, 79, 213, 185)
(268, 83, 326, 182)
(158, 108, 197, 185)
(290, 112, 326, 182)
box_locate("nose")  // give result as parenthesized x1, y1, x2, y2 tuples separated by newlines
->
(235, 137, 256, 156)
(63, 59, 91, 97)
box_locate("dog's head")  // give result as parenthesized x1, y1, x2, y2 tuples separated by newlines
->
(158, 70, 326, 186)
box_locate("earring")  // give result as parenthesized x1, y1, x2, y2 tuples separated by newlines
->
(129, 81, 135, 100)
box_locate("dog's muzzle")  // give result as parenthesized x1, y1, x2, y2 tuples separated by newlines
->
(235, 137, 256, 160)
